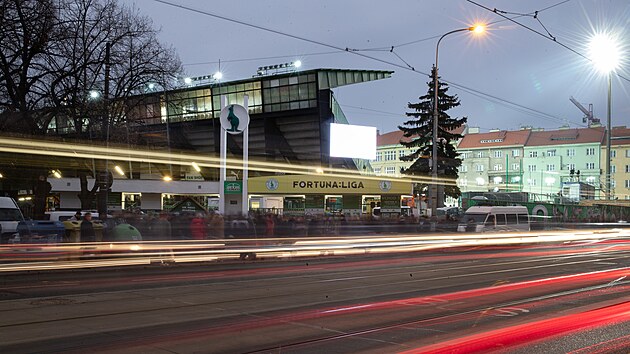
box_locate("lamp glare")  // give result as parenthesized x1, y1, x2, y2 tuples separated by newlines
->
(588, 33, 621, 73)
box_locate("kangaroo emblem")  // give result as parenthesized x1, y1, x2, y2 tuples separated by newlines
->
(227, 105, 240, 132)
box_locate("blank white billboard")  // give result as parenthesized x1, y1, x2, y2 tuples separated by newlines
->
(330, 123, 376, 160)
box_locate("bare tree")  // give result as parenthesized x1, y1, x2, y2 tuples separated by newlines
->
(0, 0, 184, 214)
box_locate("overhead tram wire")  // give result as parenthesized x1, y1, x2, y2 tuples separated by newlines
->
(466, 0, 630, 84)
(152, 0, 576, 128)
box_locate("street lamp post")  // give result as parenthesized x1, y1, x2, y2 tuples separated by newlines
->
(588, 33, 620, 200)
(431, 25, 484, 217)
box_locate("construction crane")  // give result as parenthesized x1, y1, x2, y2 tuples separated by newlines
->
(569, 96, 600, 127)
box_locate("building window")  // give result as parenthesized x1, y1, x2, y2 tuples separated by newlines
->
(626, 165, 630, 173)
(398, 150, 407, 159)
(567, 149, 575, 157)
(626, 180, 630, 188)
(493, 150, 502, 158)
(528, 179, 537, 186)
(611, 180, 616, 188)
(460, 165, 468, 173)
(567, 163, 575, 171)
(375, 152, 382, 161)
(512, 149, 520, 157)
(528, 165, 537, 172)
(626, 150, 630, 158)
(586, 162, 595, 170)
(547, 164, 556, 171)
(459, 178, 468, 186)
(476, 177, 485, 186)
(547, 150, 556, 157)
(384, 151, 396, 161)
(262, 74, 317, 113)
(476, 164, 484, 172)
(461, 152, 471, 159)
(611, 150, 617, 158)
(374, 168, 381, 175)
(512, 163, 520, 171)
(385, 166, 396, 174)
(529, 151, 538, 158)
(477, 151, 485, 158)
(611, 165, 616, 173)
(586, 147, 596, 156)
(586, 176, 596, 183)
(493, 164, 503, 171)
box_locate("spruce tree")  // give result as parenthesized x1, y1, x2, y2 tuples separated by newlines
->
(398, 67, 467, 199)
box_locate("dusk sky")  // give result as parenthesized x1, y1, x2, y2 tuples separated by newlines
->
(134, 0, 630, 134)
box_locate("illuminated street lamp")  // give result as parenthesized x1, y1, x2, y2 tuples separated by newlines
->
(431, 24, 485, 217)
(588, 33, 621, 200)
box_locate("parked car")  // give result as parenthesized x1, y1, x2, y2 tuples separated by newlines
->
(0, 197, 26, 243)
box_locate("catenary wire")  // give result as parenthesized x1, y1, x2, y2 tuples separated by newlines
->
(152, 0, 588, 128)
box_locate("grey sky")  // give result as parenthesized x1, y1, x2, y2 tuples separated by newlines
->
(134, 0, 630, 134)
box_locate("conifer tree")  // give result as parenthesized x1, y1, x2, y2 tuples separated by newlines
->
(398, 67, 467, 199)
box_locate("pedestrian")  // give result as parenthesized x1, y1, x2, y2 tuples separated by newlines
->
(70, 210, 82, 221)
(265, 214, 275, 237)
(208, 212, 225, 239)
(80, 212, 96, 242)
(151, 212, 172, 240)
(190, 213, 207, 240)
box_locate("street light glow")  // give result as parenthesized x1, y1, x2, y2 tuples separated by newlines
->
(52, 170, 62, 178)
(470, 24, 485, 34)
(89, 90, 100, 99)
(114, 165, 125, 176)
(163, 176, 172, 182)
(192, 162, 201, 172)
(213, 71, 223, 80)
(294, 60, 302, 68)
(588, 33, 621, 73)
(183, 77, 192, 85)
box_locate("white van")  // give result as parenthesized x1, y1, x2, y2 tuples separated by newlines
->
(458, 206, 530, 233)
(0, 197, 26, 243)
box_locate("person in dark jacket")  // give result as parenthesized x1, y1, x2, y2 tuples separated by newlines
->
(81, 212, 96, 242)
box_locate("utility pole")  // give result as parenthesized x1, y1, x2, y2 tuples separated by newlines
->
(97, 42, 111, 217)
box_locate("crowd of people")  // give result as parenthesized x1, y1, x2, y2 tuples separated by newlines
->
(76, 210, 435, 242)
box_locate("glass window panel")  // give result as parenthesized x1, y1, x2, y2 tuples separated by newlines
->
(345, 72, 353, 83)
(299, 100, 309, 109)
(308, 74, 315, 82)
(270, 88, 280, 104)
(290, 101, 300, 110)
(236, 84, 245, 92)
(308, 99, 317, 108)
(289, 85, 299, 101)
(280, 102, 290, 111)
(236, 92, 245, 105)
(298, 74, 309, 83)
(289, 76, 298, 85)
(307, 83, 317, 99)
(196, 97, 206, 111)
(262, 80, 270, 88)
(279, 78, 289, 86)
(245, 82, 253, 90)
(228, 93, 237, 104)
(272, 103, 281, 111)
(253, 81, 261, 89)
(203, 89, 211, 96)
(298, 84, 309, 100)
(279, 86, 290, 102)
(270, 79, 279, 87)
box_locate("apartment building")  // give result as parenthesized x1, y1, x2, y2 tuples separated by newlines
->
(603, 126, 630, 200)
(456, 129, 531, 193)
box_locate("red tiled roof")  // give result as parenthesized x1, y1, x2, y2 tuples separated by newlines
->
(457, 130, 531, 149)
(526, 127, 605, 147)
(377, 125, 466, 147)
(610, 126, 630, 146)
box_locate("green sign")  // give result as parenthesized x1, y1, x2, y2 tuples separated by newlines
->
(305, 194, 324, 215)
(224, 181, 243, 194)
(381, 194, 401, 213)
